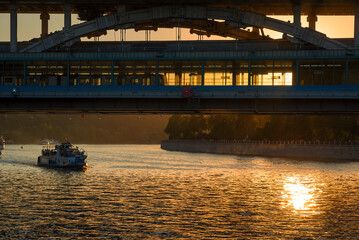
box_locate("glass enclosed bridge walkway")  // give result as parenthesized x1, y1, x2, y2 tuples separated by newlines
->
(1, 4, 359, 114)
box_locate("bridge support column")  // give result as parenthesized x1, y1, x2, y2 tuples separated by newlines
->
(232, 62, 238, 86)
(292, 4, 301, 28)
(40, 11, 50, 38)
(117, 4, 126, 14)
(248, 58, 251, 86)
(66, 60, 70, 86)
(111, 61, 114, 86)
(23, 61, 26, 86)
(9, 4, 18, 52)
(175, 65, 182, 85)
(201, 60, 205, 86)
(64, 4, 72, 29)
(307, 13, 317, 30)
(345, 59, 349, 85)
(295, 59, 299, 85)
(354, 7, 359, 48)
(155, 58, 159, 85)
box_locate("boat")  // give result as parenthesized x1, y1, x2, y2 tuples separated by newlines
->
(0, 136, 4, 155)
(37, 141, 87, 168)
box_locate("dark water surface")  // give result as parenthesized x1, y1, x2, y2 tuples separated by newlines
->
(1, 145, 359, 239)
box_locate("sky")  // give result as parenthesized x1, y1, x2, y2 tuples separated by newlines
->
(0, 13, 355, 42)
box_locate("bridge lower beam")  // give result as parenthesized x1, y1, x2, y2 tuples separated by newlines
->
(1, 97, 359, 115)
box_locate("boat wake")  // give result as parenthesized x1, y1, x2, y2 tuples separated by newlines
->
(0, 159, 37, 167)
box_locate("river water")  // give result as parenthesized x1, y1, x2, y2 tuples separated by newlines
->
(0, 144, 359, 239)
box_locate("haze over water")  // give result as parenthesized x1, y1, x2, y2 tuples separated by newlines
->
(1, 144, 359, 239)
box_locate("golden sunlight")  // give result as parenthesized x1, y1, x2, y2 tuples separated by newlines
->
(281, 176, 317, 213)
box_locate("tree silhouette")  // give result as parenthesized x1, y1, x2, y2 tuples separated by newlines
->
(165, 115, 359, 141)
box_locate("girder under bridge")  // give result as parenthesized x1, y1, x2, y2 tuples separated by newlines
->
(20, 5, 348, 53)
(2, 86, 359, 115)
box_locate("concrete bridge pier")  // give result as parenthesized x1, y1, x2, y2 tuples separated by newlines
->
(292, 4, 301, 28)
(307, 13, 317, 30)
(40, 11, 50, 38)
(355, 7, 359, 48)
(117, 4, 126, 13)
(64, 4, 72, 29)
(9, 4, 17, 52)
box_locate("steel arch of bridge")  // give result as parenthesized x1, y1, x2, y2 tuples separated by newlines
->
(132, 19, 270, 41)
(21, 5, 349, 53)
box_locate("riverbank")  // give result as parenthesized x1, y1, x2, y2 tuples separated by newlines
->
(161, 140, 359, 161)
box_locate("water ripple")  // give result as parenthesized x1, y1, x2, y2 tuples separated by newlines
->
(1, 144, 359, 239)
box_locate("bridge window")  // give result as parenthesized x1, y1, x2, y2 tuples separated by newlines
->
(299, 59, 345, 85)
(157, 60, 202, 86)
(158, 60, 174, 85)
(251, 60, 294, 86)
(181, 61, 202, 86)
(158, 60, 177, 86)
(204, 60, 232, 86)
(114, 60, 158, 86)
(26, 61, 67, 86)
(0, 61, 24, 86)
(70, 61, 111, 86)
(348, 59, 359, 85)
(232, 60, 249, 86)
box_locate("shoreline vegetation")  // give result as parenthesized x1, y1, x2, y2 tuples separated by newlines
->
(163, 115, 359, 160)
(165, 115, 359, 142)
(2, 114, 359, 146)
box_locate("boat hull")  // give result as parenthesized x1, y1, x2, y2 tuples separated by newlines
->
(37, 156, 87, 169)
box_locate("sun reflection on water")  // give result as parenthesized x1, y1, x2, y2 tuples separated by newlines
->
(282, 176, 318, 213)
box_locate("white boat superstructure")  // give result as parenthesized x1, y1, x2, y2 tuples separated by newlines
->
(39, 139, 60, 145)
(37, 141, 87, 168)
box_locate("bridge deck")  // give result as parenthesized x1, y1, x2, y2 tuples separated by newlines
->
(1, 86, 359, 114)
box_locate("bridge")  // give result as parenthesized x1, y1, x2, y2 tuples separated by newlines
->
(1, 0, 359, 114)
